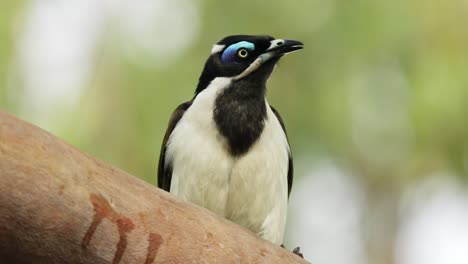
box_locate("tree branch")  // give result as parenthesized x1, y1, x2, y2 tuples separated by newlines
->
(0, 111, 307, 263)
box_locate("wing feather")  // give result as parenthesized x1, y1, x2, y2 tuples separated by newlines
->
(157, 101, 192, 191)
(270, 106, 294, 198)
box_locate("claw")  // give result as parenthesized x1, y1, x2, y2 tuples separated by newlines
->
(292, 247, 304, 258)
(280, 244, 304, 258)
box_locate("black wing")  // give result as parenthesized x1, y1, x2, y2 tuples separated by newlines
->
(270, 106, 294, 198)
(157, 101, 192, 191)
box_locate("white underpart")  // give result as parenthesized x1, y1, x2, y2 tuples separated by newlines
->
(211, 44, 225, 54)
(165, 77, 290, 244)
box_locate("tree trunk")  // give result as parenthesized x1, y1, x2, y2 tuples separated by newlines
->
(0, 111, 307, 264)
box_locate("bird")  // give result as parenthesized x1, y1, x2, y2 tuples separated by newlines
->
(157, 35, 303, 247)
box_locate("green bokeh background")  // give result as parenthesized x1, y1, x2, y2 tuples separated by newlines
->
(1, 1, 468, 263)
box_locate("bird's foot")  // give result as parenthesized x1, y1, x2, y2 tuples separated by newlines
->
(292, 246, 304, 258)
(281, 244, 304, 258)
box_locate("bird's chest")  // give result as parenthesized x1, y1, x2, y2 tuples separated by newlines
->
(213, 94, 266, 156)
(166, 78, 289, 219)
(167, 103, 288, 216)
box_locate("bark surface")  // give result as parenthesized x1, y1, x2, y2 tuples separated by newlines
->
(0, 111, 307, 264)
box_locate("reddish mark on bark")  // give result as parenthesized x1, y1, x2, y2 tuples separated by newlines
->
(58, 185, 65, 195)
(82, 193, 135, 264)
(144, 233, 163, 264)
(81, 194, 107, 248)
(113, 218, 135, 264)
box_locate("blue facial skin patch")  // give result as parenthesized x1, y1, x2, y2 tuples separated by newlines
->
(221, 41, 255, 63)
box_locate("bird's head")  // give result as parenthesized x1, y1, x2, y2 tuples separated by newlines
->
(195, 35, 303, 94)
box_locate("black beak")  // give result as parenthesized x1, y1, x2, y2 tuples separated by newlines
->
(266, 39, 304, 56)
(234, 38, 303, 80)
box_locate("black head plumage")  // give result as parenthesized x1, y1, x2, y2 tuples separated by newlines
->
(195, 35, 302, 95)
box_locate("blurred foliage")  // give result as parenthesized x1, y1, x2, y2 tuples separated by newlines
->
(1, 1, 468, 263)
(1, 0, 468, 185)
(0, 1, 21, 109)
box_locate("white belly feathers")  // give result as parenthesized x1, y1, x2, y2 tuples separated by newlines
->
(164, 77, 290, 244)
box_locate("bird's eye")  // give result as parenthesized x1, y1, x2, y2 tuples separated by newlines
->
(237, 48, 249, 58)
